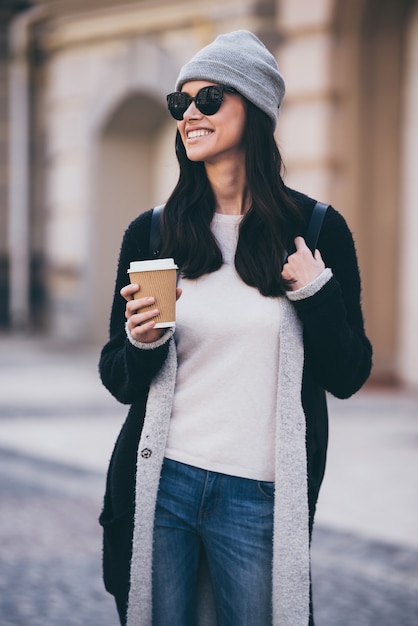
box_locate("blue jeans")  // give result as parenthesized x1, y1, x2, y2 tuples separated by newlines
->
(152, 458, 274, 626)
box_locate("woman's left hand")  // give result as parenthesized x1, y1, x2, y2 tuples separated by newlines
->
(281, 236, 325, 291)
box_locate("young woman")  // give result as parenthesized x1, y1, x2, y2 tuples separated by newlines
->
(99, 30, 372, 626)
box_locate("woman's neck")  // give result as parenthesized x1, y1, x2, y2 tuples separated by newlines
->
(205, 158, 250, 215)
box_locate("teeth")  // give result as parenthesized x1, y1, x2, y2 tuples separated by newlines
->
(187, 129, 212, 139)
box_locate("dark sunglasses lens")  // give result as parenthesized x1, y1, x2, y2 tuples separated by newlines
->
(195, 86, 223, 115)
(167, 93, 190, 120)
(167, 86, 225, 119)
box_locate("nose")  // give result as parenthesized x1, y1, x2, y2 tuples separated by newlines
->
(183, 100, 202, 119)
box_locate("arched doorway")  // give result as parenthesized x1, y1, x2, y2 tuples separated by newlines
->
(90, 92, 177, 344)
(78, 36, 180, 345)
(332, 0, 416, 383)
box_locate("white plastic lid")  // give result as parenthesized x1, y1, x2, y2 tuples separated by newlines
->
(128, 258, 178, 272)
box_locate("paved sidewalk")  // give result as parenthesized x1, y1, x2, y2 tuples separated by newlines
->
(317, 388, 418, 549)
(0, 332, 417, 625)
(1, 332, 417, 548)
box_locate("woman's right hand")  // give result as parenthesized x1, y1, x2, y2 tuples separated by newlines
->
(121, 283, 164, 344)
(121, 283, 182, 344)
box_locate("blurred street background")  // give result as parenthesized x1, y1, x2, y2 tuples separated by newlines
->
(0, 333, 417, 626)
(1, 1, 418, 624)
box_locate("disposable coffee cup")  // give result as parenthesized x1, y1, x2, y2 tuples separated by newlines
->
(127, 258, 178, 328)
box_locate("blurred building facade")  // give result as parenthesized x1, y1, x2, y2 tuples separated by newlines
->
(1, 0, 418, 387)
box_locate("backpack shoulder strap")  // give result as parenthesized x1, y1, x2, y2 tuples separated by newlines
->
(149, 204, 165, 258)
(150, 200, 328, 258)
(305, 201, 329, 254)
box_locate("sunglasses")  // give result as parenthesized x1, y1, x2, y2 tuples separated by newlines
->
(166, 84, 239, 120)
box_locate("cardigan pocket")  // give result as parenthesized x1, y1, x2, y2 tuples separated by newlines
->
(99, 507, 134, 599)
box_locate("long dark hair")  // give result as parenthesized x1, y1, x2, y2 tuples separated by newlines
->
(160, 101, 303, 296)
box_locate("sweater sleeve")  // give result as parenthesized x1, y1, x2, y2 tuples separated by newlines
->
(99, 211, 172, 405)
(290, 207, 372, 399)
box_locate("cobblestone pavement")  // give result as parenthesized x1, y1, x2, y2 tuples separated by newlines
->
(311, 527, 418, 626)
(1, 335, 418, 625)
(0, 449, 116, 626)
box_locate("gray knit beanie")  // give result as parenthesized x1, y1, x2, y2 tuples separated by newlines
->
(175, 30, 285, 129)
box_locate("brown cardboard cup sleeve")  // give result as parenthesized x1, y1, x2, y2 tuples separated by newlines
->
(127, 258, 178, 328)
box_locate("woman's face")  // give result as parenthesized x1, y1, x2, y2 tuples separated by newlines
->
(177, 81, 247, 165)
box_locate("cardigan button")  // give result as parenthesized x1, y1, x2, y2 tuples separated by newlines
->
(140, 448, 152, 459)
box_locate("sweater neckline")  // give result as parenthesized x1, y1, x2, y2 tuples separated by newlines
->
(212, 212, 243, 224)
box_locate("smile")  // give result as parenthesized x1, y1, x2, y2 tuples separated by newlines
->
(187, 129, 213, 139)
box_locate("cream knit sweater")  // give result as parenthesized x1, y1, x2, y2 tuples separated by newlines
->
(165, 212, 281, 481)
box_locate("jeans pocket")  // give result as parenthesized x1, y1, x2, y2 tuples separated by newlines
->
(257, 481, 275, 500)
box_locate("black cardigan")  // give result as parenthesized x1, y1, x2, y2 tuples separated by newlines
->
(99, 189, 372, 604)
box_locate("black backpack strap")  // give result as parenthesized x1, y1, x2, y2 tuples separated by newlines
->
(149, 204, 165, 258)
(151, 200, 328, 259)
(305, 201, 329, 254)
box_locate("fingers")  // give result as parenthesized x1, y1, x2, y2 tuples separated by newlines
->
(120, 283, 140, 301)
(122, 283, 159, 321)
(121, 281, 158, 328)
(281, 237, 325, 291)
(128, 321, 164, 344)
(294, 236, 310, 252)
(125, 297, 158, 322)
(314, 248, 323, 263)
(122, 282, 180, 344)
(294, 237, 324, 261)
(126, 296, 163, 343)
